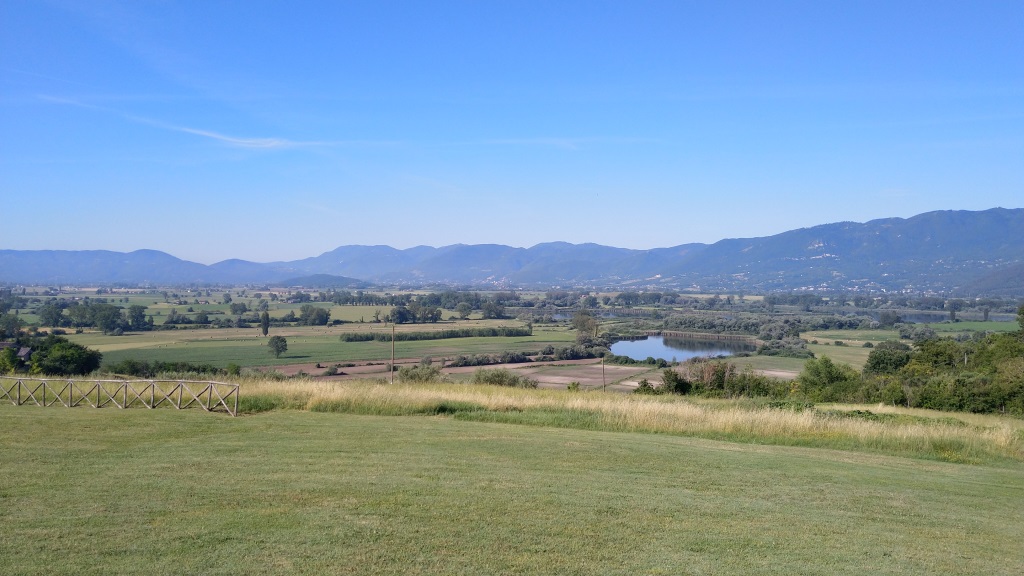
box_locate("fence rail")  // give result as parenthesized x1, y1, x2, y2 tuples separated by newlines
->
(0, 377, 238, 416)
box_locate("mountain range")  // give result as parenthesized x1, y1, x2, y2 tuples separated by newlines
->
(2, 208, 1023, 295)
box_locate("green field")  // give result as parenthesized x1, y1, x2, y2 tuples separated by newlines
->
(2, 402, 1022, 575)
(802, 329, 898, 344)
(925, 320, 1020, 333)
(728, 354, 807, 375)
(803, 321, 1018, 344)
(68, 324, 576, 369)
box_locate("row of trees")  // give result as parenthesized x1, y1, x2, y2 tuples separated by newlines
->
(662, 313, 870, 340)
(37, 300, 153, 334)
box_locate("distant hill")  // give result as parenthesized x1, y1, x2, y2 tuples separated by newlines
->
(274, 274, 370, 289)
(661, 208, 1024, 294)
(965, 262, 1024, 297)
(1, 208, 1022, 295)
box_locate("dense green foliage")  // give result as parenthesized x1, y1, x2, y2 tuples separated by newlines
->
(445, 351, 532, 367)
(106, 359, 222, 377)
(298, 304, 331, 326)
(640, 330, 1024, 415)
(470, 367, 539, 388)
(756, 337, 814, 358)
(604, 353, 671, 368)
(7, 334, 103, 376)
(863, 341, 913, 374)
(340, 326, 533, 342)
(397, 364, 444, 383)
(268, 335, 288, 358)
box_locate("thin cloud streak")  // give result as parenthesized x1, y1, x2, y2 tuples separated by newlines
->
(481, 136, 659, 150)
(137, 120, 307, 149)
(39, 95, 329, 149)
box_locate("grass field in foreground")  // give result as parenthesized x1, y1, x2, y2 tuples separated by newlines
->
(2, 404, 1022, 575)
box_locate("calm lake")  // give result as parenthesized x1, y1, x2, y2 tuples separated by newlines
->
(610, 336, 755, 362)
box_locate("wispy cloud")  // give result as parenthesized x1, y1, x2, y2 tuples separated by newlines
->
(39, 94, 325, 149)
(132, 119, 314, 149)
(481, 136, 659, 150)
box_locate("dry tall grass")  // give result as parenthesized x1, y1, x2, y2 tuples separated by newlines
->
(239, 375, 1024, 464)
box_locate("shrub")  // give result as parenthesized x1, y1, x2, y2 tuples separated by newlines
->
(757, 338, 815, 359)
(863, 347, 912, 375)
(106, 359, 221, 378)
(471, 368, 538, 388)
(795, 356, 860, 402)
(660, 368, 692, 395)
(398, 365, 443, 383)
(446, 353, 531, 368)
(633, 379, 659, 395)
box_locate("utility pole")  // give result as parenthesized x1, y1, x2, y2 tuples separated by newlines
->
(391, 323, 396, 385)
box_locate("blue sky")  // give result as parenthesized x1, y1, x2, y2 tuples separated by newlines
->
(2, 1, 1021, 264)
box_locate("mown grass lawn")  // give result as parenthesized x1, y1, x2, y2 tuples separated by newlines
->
(2, 404, 1022, 575)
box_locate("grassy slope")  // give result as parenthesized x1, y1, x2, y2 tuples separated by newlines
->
(2, 405, 1022, 575)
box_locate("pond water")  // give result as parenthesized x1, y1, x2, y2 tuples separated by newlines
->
(610, 336, 755, 362)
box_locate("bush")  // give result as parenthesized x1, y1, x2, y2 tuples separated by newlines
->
(398, 365, 443, 383)
(633, 379, 659, 395)
(795, 356, 860, 402)
(863, 348, 912, 375)
(446, 352, 532, 368)
(756, 338, 814, 359)
(106, 359, 221, 378)
(471, 368, 538, 388)
(661, 368, 691, 395)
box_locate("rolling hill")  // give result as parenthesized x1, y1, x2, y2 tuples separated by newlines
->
(2, 208, 1022, 294)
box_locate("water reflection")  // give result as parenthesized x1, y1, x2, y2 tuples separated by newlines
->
(610, 336, 754, 362)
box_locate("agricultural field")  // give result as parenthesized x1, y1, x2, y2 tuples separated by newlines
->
(2, 383, 1023, 575)
(67, 322, 575, 369)
(802, 321, 1019, 345)
(801, 329, 900, 344)
(925, 320, 1020, 333)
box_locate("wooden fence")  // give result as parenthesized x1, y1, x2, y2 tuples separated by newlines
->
(0, 377, 238, 417)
